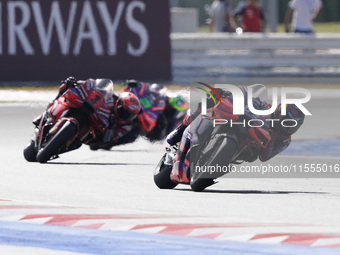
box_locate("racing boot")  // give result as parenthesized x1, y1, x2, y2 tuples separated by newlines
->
(166, 123, 187, 146)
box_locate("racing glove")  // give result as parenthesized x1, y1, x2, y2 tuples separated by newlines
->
(64, 77, 78, 87)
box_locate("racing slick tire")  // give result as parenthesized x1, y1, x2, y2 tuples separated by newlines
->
(23, 140, 38, 162)
(154, 153, 178, 189)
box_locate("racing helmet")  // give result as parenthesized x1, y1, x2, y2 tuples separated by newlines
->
(169, 95, 188, 112)
(115, 92, 141, 123)
(273, 104, 305, 136)
(148, 83, 165, 103)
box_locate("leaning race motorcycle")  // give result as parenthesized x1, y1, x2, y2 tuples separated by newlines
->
(154, 86, 272, 192)
(23, 79, 114, 163)
(126, 82, 188, 142)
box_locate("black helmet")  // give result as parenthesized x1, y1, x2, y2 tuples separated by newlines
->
(273, 104, 305, 136)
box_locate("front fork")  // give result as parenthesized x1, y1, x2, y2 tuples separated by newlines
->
(164, 146, 177, 166)
(33, 111, 52, 150)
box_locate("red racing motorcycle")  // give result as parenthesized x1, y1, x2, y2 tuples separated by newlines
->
(23, 78, 114, 163)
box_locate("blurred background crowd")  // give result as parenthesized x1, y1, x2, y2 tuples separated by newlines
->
(170, 0, 340, 33)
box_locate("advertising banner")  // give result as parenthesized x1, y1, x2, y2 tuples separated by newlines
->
(0, 0, 171, 81)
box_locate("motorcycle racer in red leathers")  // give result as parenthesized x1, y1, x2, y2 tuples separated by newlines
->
(96, 91, 142, 149)
(52, 77, 142, 151)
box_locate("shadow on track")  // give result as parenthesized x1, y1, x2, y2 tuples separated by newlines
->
(48, 162, 154, 166)
(110, 149, 154, 153)
(174, 188, 328, 195)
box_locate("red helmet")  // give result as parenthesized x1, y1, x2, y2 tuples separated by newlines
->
(115, 92, 141, 123)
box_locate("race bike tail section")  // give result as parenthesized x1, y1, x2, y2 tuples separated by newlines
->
(23, 79, 114, 163)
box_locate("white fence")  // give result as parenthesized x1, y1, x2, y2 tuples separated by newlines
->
(170, 8, 198, 33)
(171, 33, 340, 84)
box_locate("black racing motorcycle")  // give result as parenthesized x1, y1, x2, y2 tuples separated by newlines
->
(154, 99, 272, 192)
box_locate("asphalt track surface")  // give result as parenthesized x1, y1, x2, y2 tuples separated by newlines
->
(0, 93, 340, 254)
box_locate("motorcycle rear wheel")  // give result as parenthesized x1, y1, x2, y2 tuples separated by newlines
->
(190, 137, 237, 192)
(154, 154, 178, 189)
(23, 140, 37, 162)
(36, 121, 77, 163)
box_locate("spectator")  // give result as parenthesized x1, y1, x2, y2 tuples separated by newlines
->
(234, 0, 266, 33)
(285, 0, 322, 34)
(209, 0, 233, 32)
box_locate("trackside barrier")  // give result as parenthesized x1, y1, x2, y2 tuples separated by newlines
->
(171, 33, 340, 84)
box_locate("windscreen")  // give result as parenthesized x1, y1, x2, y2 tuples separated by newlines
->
(95, 79, 114, 104)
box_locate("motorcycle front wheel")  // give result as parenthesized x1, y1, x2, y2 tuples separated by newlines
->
(36, 121, 77, 163)
(23, 140, 37, 162)
(154, 153, 178, 189)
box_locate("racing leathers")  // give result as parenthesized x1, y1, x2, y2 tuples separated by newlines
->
(125, 80, 167, 137)
(167, 86, 291, 184)
(90, 95, 141, 150)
